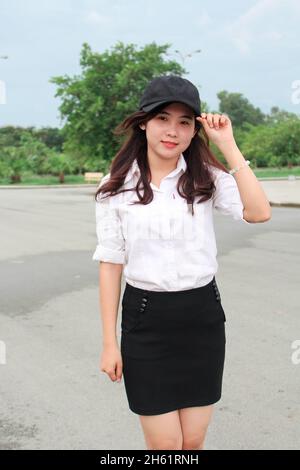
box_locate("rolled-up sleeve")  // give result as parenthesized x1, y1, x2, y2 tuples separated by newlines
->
(92, 189, 126, 264)
(212, 169, 251, 224)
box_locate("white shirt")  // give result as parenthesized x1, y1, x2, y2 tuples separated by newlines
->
(92, 153, 251, 291)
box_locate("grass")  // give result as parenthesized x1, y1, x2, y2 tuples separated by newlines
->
(0, 174, 94, 185)
(0, 166, 300, 186)
(253, 166, 300, 178)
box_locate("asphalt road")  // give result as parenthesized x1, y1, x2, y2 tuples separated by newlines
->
(0, 186, 299, 450)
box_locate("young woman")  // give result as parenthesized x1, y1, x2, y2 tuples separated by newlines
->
(93, 75, 271, 450)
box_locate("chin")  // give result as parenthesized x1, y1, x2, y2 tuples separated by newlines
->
(159, 146, 181, 156)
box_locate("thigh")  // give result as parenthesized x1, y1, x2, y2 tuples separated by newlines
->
(138, 410, 183, 450)
(179, 405, 214, 444)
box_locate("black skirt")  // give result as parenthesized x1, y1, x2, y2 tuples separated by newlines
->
(120, 276, 226, 416)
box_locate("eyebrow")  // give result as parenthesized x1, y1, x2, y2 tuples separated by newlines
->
(159, 111, 194, 121)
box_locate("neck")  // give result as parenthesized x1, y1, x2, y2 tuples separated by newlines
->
(147, 147, 181, 176)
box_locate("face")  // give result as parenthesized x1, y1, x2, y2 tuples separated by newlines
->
(140, 102, 197, 160)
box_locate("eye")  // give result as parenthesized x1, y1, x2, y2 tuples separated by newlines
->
(158, 116, 190, 125)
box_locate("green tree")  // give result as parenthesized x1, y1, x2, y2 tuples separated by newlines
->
(18, 133, 54, 175)
(0, 132, 75, 183)
(0, 146, 29, 183)
(270, 118, 300, 167)
(239, 117, 300, 168)
(0, 125, 65, 151)
(48, 151, 76, 183)
(238, 124, 274, 167)
(217, 90, 265, 129)
(264, 106, 299, 125)
(0, 126, 34, 147)
(32, 127, 65, 151)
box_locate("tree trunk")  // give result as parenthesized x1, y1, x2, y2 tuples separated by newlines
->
(11, 174, 21, 183)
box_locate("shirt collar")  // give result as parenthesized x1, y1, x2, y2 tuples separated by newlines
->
(124, 153, 187, 185)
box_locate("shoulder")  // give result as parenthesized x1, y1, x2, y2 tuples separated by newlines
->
(95, 172, 128, 207)
(206, 164, 227, 182)
(95, 173, 111, 204)
(97, 172, 111, 189)
(205, 165, 239, 200)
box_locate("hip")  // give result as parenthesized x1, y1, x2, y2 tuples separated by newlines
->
(121, 276, 226, 336)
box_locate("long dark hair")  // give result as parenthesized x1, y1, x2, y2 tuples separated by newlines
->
(94, 103, 229, 216)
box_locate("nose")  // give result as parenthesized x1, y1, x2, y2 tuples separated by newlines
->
(167, 128, 177, 137)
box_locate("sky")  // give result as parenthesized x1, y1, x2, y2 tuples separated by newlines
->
(0, 0, 300, 128)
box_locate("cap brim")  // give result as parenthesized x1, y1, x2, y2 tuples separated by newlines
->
(141, 100, 175, 112)
(141, 99, 198, 115)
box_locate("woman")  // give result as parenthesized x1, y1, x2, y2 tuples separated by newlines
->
(92, 75, 271, 450)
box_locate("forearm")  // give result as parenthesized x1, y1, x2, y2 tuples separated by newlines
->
(99, 261, 123, 347)
(217, 140, 272, 222)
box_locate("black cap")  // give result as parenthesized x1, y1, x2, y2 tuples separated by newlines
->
(139, 75, 201, 116)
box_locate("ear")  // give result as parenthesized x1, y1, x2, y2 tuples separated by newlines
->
(139, 124, 145, 130)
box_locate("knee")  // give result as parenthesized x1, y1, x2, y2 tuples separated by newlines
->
(148, 437, 183, 450)
(182, 433, 206, 450)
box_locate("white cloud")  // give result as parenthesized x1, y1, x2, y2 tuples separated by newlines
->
(226, 0, 298, 54)
(85, 10, 112, 25)
(194, 11, 212, 28)
(263, 31, 283, 41)
(236, 0, 281, 24)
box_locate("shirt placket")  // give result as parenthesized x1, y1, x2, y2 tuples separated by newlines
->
(159, 179, 179, 288)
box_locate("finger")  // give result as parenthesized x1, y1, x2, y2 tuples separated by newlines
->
(108, 368, 118, 382)
(198, 113, 207, 124)
(116, 361, 122, 382)
(198, 116, 209, 128)
(212, 114, 221, 129)
(206, 113, 214, 127)
(219, 116, 227, 126)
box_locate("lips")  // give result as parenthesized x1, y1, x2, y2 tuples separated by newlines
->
(161, 141, 178, 148)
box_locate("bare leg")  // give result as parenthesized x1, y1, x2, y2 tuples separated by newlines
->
(138, 409, 183, 450)
(179, 405, 214, 450)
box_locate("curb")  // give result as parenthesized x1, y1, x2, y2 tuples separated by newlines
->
(0, 184, 98, 189)
(1, 183, 300, 209)
(257, 176, 300, 181)
(1, 175, 300, 189)
(0, 176, 299, 189)
(269, 202, 300, 208)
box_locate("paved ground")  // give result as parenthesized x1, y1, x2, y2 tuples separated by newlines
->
(260, 178, 300, 206)
(0, 185, 299, 450)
